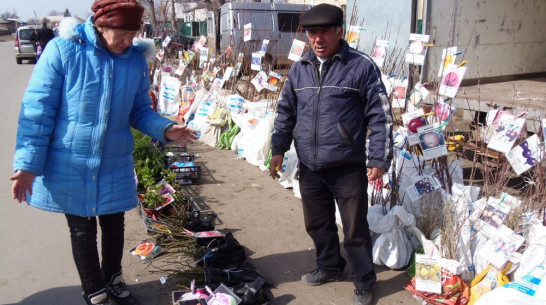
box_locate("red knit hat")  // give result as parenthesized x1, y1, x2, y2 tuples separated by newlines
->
(92, 0, 144, 31)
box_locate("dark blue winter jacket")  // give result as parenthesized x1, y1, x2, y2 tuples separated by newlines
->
(271, 40, 393, 171)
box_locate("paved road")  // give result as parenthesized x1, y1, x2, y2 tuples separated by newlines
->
(0, 41, 173, 305)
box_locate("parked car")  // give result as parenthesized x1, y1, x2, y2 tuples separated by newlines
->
(14, 25, 41, 64)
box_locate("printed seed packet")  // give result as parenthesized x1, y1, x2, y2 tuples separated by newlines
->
(372, 40, 389, 68)
(405, 34, 430, 65)
(251, 52, 262, 71)
(406, 175, 442, 202)
(506, 134, 544, 176)
(417, 125, 448, 160)
(129, 240, 163, 262)
(477, 197, 512, 237)
(244, 23, 252, 42)
(182, 50, 195, 64)
(438, 47, 458, 77)
(487, 116, 526, 153)
(392, 78, 408, 108)
(480, 225, 525, 270)
(288, 39, 306, 62)
(415, 254, 442, 294)
(439, 64, 467, 98)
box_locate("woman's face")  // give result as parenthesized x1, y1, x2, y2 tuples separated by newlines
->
(97, 27, 138, 54)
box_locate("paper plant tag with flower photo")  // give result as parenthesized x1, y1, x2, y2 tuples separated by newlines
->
(175, 60, 188, 76)
(391, 78, 408, 108)
(408, 82, 430, 107)
(417, 125, 448, 160)
(251, 52, 262, 71)
(480, 225, 525, 270)
(405, 33, 430, 65)
(415, 254, 442, 294)
(372, 39, 389, 67)
(258, 39, 270, 57)
(162, 35, 171, 48)
(244, 23, 252, 42)
(506, 134, 544, 176)
(401, 108, 426, 146)
(438, 47, 458, 77)
(406, 175, 442, 202)
(346, 26, 362, 49)
(288, 39, 306, 62)
(439, 64, 467, 98)
(476, 196, 512, 237)
(251, 71, 268, 92)
(432, 97, 457, 127)
(487, 117, 526, 153)
(129, 240, 163, 262)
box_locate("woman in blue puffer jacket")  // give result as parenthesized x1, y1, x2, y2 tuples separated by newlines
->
(10, 1, 196, 304)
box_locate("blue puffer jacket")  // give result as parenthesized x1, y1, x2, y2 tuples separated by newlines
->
(13, 17, 175, 217)
(271, 40, 393, 171)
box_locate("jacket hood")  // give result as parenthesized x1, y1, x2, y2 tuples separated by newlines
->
(58, 16, 155, 61)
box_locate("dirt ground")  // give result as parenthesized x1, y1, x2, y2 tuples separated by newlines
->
(123, 141, 417, 305)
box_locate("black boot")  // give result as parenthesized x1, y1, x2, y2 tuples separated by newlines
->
(105, 271, 138, 305)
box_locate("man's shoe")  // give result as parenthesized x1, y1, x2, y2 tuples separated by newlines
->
(82, 288, 111, 305)
(353, 289, 372, 305)
(301, 269, 344, 286)
(106, 272, 138, 305)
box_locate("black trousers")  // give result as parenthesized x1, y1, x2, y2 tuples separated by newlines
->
(65, 212, 125, 295)
(299, 163, 376, 291)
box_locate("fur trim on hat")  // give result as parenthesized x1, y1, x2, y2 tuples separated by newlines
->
(58, 17, 81, 41)
(134, 38, 156, 62)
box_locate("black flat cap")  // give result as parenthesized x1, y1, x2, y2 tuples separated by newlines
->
(301, 3, 343, 30)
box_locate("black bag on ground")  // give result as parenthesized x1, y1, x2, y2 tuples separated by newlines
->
(205, 262, 270, 286)
(201, 232, 246, 268)
(233, 276, 271, 305)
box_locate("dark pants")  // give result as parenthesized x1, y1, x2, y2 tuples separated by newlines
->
(65, 212, 125, 295)
(299, 163, 376, 291)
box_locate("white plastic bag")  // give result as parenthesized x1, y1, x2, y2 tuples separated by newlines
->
(231, 114, 274, 167)
(157, 76, 181, 115)
(278, 142, 298, 189)
(513, 222, 546, 281)
(369, 205, 416, 269)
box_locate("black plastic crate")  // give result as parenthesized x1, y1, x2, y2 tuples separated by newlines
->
(172, 165, 201, 185)
(166, 153, 195, 168)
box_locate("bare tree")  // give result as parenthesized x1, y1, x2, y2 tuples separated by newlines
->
(1, 10, 19, 19)
(48, 10, 61, 16)
(142, 0, 158, 28)
(170, 0, 178, 33)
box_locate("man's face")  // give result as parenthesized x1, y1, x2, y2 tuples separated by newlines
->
(97, 27, 138, 54)
(306, 26, 343, 58)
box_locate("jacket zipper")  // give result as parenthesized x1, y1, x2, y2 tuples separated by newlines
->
(311, 60, 323, 167)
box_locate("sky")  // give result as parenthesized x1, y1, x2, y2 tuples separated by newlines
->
(0, 0, 94, 21)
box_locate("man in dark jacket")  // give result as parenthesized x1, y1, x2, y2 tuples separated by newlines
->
(269, 4, 393, 305)
(36, 21, 55, 50)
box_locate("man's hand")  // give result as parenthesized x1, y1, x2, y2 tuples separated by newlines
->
(164, 124, 198, 147)
(367, 166, 385, 182)
(269, 155, 284, 180)
(10, 170, 37, 203)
